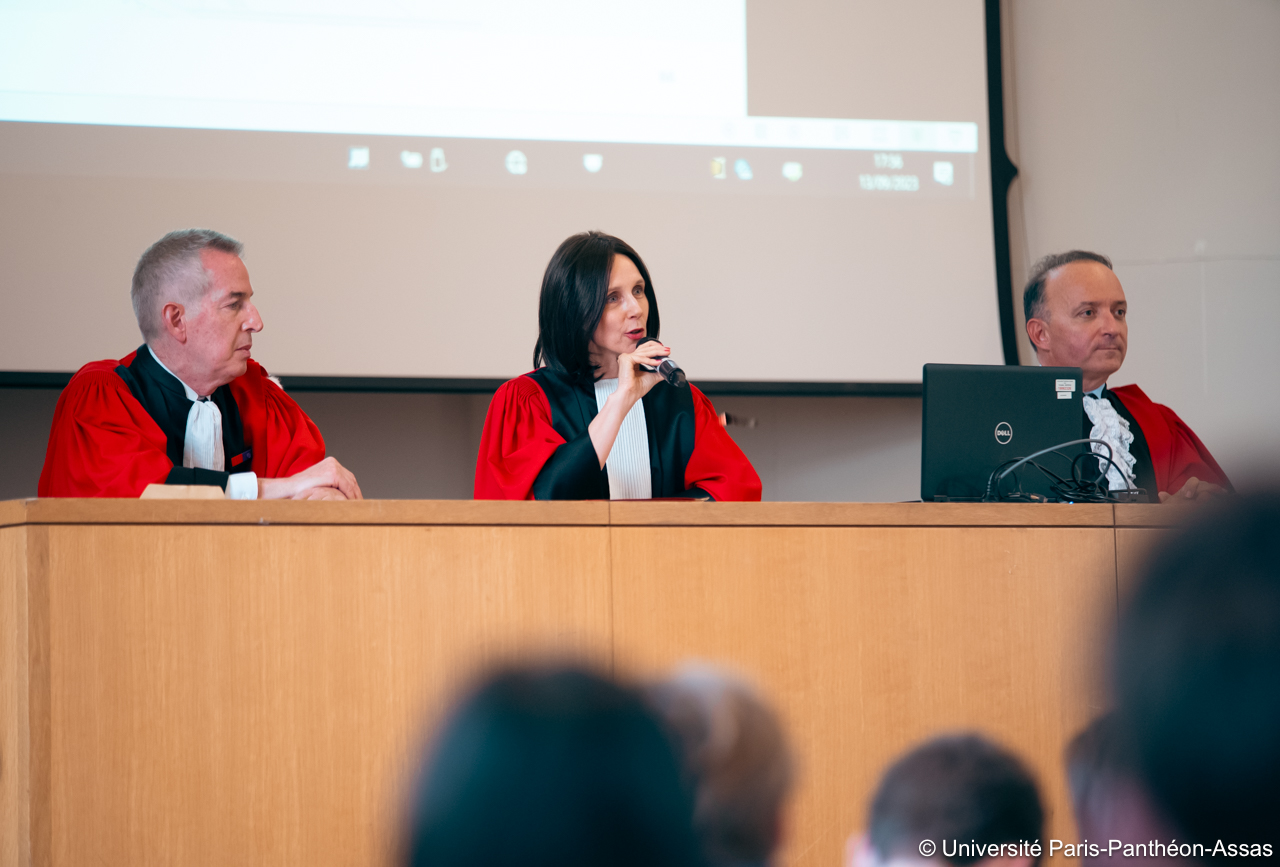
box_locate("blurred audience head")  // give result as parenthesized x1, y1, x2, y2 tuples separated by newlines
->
(849, 734, 1043, 867)
(646, 664, 795, 867)
(1113, 492, 1280, 849)
(404, 664, 705, 867)
(1064, 715, 1179, 864)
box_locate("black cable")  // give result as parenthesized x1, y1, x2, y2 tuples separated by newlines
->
(984, 438, 1147, 503)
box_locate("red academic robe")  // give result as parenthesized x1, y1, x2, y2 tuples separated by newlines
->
(1110, 384, 1232, 495)
(475, 368, 762, 502)
(38, 351, 326, 498)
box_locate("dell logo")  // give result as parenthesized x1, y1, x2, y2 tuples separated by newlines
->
(994, 422, 1013, 445)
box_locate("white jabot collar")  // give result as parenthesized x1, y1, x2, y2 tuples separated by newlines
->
(1082, 384, 1137, 491)
(593, 378, 652, 500)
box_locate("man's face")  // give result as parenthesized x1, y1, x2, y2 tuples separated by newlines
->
(184, 249, 263, 387)
(1029, 261, 1128, 387)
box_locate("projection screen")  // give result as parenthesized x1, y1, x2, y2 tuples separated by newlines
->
(0, 0, 1000, 384)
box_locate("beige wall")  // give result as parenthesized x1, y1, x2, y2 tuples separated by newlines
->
(1005, 0, 1280, 484)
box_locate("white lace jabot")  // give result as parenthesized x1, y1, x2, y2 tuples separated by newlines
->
(1083, 391, 1138, 491)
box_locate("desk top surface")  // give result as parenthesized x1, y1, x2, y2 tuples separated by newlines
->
(0, 498, 1182, 529)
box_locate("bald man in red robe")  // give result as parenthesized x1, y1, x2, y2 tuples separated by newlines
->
(1024, 251, 1230, 503)
(39, 229, 361, 500)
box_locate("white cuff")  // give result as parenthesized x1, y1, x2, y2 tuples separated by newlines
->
(226, 472, 259, 500)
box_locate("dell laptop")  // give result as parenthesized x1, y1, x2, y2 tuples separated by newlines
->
(921, 363, 1086, 501)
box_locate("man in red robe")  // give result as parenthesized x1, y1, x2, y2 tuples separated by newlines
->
(1024, 251, 1230, 502)
(39, 229, 361, 500)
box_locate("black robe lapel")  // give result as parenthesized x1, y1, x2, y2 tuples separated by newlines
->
(528, 368, 609, 499)
(116, 344, 248, 489)
(527, 367, 702, 500)
(642, 381, 698, 497)
(1103, 387, 1157, 495)
(1080, 387, 1157, 498)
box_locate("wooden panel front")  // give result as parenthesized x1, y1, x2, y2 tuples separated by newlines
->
(0, 527, 28, 867)
(0, 500, 1140, 867)
(610, 525, 1117, 867)
(609, 500, 1115, 527)
(17, 497, 609, 527)
(42, 524, 611, 867)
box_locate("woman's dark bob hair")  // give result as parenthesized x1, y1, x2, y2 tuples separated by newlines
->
(533, 231, 659, 385)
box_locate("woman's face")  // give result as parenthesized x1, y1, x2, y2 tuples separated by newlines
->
(588, 254, 649, 362)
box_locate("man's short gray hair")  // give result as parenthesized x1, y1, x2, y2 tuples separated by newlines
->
(131, 229, 244, 342)
(1022, 250, 1112, 352)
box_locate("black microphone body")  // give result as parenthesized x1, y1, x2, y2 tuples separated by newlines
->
(636, 336, 688, 388)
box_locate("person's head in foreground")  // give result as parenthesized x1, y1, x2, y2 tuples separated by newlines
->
(1023, 250, 1125, 394)
(533, 229, 665, 385)
(1112, 492, 1280, 857)
(1064, 715, 1181, 865)
(646, 665, 795, 867)
(132, 228, 264, 397)
(848, 734, 1044, 867)
(404, 665, 705, 867)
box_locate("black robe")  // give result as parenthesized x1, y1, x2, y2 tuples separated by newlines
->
(474, 366, 762, 501)
(115, 345, 251, 490)
(1082, 386, 1157, 497)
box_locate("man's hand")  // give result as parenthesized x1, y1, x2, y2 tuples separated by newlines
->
(1159, 476, 1227, 504)
(258, 456, 363, 500)
(292, 486, 347, 501)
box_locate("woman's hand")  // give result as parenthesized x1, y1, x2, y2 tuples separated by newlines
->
(589, 341, 673, 468)
(615, 340, 670, 402)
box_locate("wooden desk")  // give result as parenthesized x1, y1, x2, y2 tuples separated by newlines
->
(1, 500, 1181, 867)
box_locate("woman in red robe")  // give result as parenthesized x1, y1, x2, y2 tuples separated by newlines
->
(475, 232, 761, 501)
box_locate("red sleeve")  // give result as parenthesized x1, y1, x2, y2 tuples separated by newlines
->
(684, 385, 763, 502)
(37, 362, 173, 498)
(1111, 384, 1232, 494)
(474, 376, 565, 500)
(229, 360, 327, 478)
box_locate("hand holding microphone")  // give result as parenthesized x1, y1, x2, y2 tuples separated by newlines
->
(635, 336, 688, 387)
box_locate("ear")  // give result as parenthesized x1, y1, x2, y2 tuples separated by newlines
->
(1025, 317, 1049, 355)
(160, 301, 188, 344)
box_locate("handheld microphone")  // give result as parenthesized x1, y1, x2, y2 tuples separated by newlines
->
(636, 336, 688, 388)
